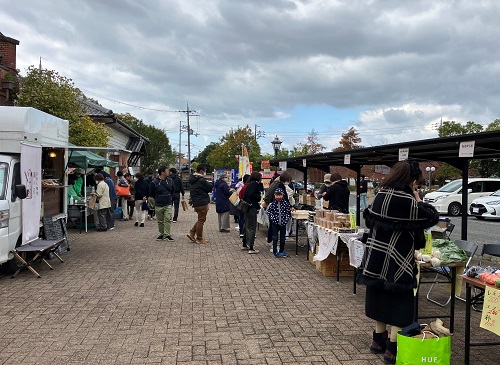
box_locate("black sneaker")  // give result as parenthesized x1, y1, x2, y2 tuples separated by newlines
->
(164, 235, 174, 241)
(139, 223, 144, 227)
(156, 235, 164, 241)
(134, 222, 139, 226)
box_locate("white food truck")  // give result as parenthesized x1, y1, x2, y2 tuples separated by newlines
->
(0, 106, 69, 272)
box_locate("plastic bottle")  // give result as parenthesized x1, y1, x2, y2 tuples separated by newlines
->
(70, 196, 74, 205)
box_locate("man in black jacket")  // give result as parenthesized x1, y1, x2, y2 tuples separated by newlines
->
(150, 166, 174, 241)
(323, 172, 350, 213)
(169, 167, 185, 223)
(187, 165, 213, 244)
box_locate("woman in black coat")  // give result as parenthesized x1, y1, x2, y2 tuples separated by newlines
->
(242, 172, 264, 254)
(215, 174, 232, 232)
(357, 160, 439, 364)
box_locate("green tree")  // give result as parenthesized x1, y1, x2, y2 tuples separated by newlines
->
(437, 120, 500, 178)
(16, 66, 110, 146)
(334, 127, 362, 151)
(195, 142, 218, 172)
(116, 112, 175, 173)
(438, 120, 483, 137)
(207, 126, 261, 169)
(297, 129, 326, 154)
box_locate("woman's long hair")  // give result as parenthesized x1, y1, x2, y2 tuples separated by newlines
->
(380, 160, 422, 191)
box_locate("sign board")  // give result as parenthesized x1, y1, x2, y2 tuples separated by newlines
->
(480, 286, 500, 336)
(302, 159, 307, 167)
(261, 160, 270, 169)
(279, 161, 287, 171)
(344, 154, 351, 165)
(399, 148, 409, 161)
(459, 141, 475, 158)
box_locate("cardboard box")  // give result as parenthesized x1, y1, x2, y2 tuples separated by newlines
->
(306, 196, 315, 205)
(317, 253, 354, 277)
(308, 244, 318, 264)
(299, 194, 307, 204)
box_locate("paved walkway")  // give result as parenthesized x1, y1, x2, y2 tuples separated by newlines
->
(0, 201, 498, 364)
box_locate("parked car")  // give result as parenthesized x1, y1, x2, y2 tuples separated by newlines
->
(469, 189, 500, 220)
(424, 178, 500, 216)
(292, 181, 314, 193)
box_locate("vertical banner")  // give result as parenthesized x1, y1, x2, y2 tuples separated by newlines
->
(21, 144, 42, 244)
(238, 155, 251, 177)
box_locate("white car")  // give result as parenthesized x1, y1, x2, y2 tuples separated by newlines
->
(469, 189, 500, 220)
(423, 178, 500, 216)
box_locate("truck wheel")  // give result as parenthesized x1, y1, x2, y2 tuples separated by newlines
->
(448, 202, 462, 216)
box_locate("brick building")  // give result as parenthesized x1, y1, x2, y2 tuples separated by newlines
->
(0, 32, 19, 106)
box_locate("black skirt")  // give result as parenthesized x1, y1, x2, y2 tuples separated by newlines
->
(365, 285, 415, 328)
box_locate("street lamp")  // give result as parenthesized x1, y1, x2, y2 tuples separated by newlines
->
(271, 135, 282, 160)
(426, 166, 435, 189)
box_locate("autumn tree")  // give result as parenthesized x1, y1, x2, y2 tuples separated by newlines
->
(16, 66, 110, 146)
(296, 129, 326, 155)
(207, 126, 261, 169)
(334, 127, 362, 151)
(117, 112, 175, 173)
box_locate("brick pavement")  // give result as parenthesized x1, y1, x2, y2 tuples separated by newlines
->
(0, 201, 498, 364)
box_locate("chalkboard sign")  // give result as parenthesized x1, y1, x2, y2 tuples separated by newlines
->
(43, 216, 70, 254)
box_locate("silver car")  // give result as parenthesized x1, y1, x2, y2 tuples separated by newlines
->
(469, 189, 500, 220)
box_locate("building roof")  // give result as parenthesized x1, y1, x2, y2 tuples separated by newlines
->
(0, 32, 20, 45)
(272, 130, 500, 172)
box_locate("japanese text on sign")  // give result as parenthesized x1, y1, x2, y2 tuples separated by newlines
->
(459, 140, 475, 158)
(480, 286, 500, 336)
(399, 148, 409, 161)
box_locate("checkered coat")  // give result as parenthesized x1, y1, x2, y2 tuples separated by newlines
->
(358, 187, 439, 293)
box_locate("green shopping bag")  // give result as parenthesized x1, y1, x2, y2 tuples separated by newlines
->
(396, 332, 451, 365)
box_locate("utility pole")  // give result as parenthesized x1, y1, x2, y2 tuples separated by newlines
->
(177, 103, 199, 176)
(254, 124, 265, 140)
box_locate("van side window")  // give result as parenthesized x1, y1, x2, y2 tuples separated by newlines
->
(484, 181, 500, 192)
(467, 181, 482, 193)
(11, 162, 21, 202)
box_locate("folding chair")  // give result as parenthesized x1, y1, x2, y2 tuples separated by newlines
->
(445, 222, 455, 240)
(471, 244, 500, 311)
(11, 238, 65, 278)
(425, 239, 478, 307)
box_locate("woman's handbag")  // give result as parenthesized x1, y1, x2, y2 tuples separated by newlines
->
(141, 200, 149, 211)
(181, 199, 188, 211)
(236, 199, 251, 213)
(116, 185, 131, 197)
(396, 332, 451, 365)
(229, 191, 240, 206)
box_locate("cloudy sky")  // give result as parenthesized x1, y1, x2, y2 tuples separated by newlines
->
(2, 0, 500, 156)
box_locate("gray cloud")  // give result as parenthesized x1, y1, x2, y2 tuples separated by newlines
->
(2, 0, 500, 150)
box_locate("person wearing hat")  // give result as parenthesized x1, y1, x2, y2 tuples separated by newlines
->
(359, 174, 368, 211)
(266, 187, 292, 258)
(215, 173, 232, 232)
(316, 173, 333, 209)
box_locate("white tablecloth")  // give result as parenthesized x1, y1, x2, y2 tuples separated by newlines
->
(308, 223, 363, 261)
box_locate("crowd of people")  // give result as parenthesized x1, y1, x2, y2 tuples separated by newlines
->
(69, 161, 435, 363)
